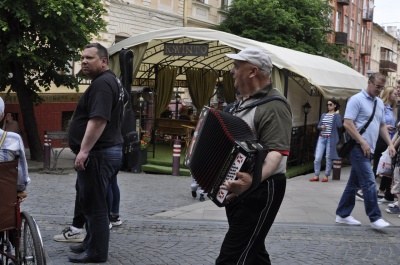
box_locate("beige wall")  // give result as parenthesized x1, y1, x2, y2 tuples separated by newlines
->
(186, 0, 228, 27)
(103, 0, 184, 47)
(371, 23, 400, 86)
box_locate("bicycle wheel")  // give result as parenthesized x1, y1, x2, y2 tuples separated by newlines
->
(20, 212, 46, 265)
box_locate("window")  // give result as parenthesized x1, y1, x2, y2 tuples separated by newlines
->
(350, 20, 354, 40)
(381, 48, 397, 63)
(356, 24, 360, 44)
(221, 0, 230, 9)
(361, 26, 366, 46)
(115, 35, 129, 43)
(344, 15, 349, 33)
(336, 11, 341, 32)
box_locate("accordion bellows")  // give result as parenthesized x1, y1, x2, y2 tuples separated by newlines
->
(185, 107, 263, 207)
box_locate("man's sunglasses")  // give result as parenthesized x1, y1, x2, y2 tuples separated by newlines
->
(369, 79, 385, 90)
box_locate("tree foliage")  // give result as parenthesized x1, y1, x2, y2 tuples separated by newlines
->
(217, 0, 351, 66)
(0, 0, 106, 160)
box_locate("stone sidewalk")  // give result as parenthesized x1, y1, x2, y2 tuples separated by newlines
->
(21, 148, 400, 264)
(25, 148, 400, 227)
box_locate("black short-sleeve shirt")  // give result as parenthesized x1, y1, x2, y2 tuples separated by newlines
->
(68, 70, 124, 151)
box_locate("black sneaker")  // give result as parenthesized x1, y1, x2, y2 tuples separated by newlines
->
(110, 216, 122, 226)
(385, 205, 400, 214)
(356, 192, 364, 201)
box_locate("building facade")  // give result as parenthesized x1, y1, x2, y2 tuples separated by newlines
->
(370, 23, 400, 86)
(328, 0, 374, 75)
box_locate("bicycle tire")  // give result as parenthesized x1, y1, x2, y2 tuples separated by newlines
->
(20, 212, 46, 265)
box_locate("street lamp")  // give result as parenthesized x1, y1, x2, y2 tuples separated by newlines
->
(303, 101, 311, 115)
(302, 101, 311, 165)
(138, 95, 144, 139)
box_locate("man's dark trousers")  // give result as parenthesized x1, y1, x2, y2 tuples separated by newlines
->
(216, 174, 286, 265)
(77, 145, 122, 261)
(73, 178, 86, 229)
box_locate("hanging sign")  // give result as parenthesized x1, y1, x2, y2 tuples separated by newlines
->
(164, 43, 209, 56)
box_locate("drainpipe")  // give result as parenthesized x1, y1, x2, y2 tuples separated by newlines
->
(183, 0, 187, 26)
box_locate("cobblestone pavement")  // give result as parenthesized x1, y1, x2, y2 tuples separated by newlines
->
(22, 172, 400, 265)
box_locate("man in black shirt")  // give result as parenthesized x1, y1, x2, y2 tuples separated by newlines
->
(68, 43, 124, 263)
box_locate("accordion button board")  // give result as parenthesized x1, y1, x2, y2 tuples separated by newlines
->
(185, 107, 263, 207)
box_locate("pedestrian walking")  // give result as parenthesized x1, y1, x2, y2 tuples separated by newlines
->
(372, 86, 398, 203)
(67, 43, 125, 263)
(335, 73, 395, 229)
(215, 47, 292, 264)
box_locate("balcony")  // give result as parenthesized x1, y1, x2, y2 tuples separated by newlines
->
(337, 0, 350, 6)
(334, 32, 348, 45)
(363, 8, 373, 21)
(379, 60, 397, 72)
(360, 45, 371, 55)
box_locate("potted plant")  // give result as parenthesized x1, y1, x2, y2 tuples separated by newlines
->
(140, 133, 151, 165)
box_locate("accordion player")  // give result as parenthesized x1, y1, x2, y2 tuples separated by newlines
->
(184, 107, 267, 207)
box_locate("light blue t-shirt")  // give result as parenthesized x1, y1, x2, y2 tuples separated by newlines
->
(384, 104, 396, 139)
(344, 90, 385, 153)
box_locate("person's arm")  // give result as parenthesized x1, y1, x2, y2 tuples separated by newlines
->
(74, 117, 107, 170)
(16, 136, 30, 191)
(222, 151, 283, 200)
(379, 123, 396, 157)
(393, 132, 400, 149)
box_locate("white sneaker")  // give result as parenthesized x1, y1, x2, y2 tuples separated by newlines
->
(335, 215, 361, 225)
(53, 226, 85, 242)
(371, 219, 390, 229)
(110, 216, 122, 226)
(388, 202, 398, 208)
(378, 198, 395, 204)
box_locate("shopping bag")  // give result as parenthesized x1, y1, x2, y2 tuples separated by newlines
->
(376, 149, 393, 177)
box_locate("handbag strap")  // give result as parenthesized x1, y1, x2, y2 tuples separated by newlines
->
(359, 100, 377, 135)
(0, 131, 7, 148)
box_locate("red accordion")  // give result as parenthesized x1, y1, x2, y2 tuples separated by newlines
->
(185, 107, 265, 207)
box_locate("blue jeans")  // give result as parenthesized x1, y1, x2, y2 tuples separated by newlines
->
(77, 145, 122, 261)
(314, 136, 331, 177)
(108, 173, 120, 216)
(336, 145, 382, 222)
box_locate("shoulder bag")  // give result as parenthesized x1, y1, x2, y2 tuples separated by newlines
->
(337, 100, 377, 158)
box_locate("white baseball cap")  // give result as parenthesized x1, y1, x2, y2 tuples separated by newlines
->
(226, 47, 273, 73)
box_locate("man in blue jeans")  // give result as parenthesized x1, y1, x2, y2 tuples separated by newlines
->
(335, 73, 396, 229)
(67, 43, 125, 263)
